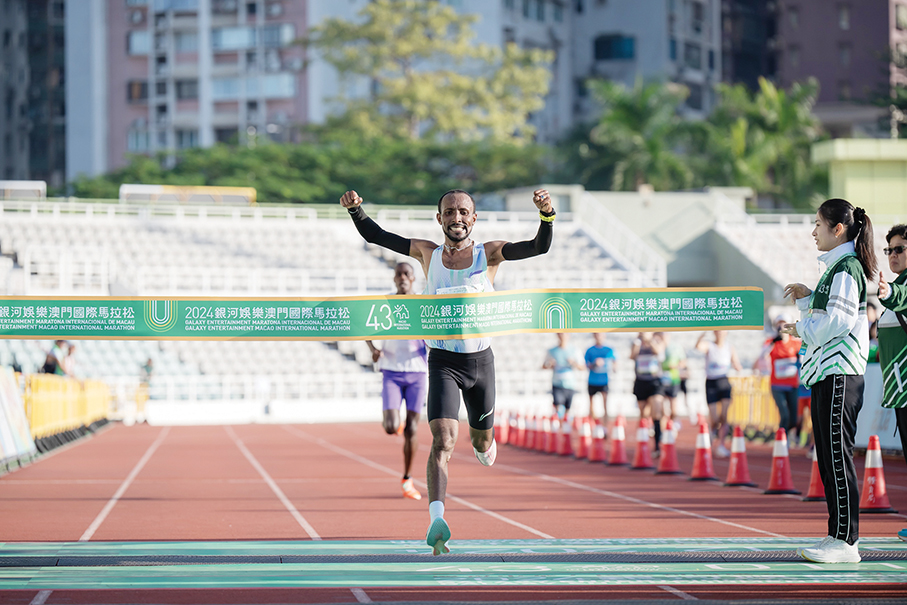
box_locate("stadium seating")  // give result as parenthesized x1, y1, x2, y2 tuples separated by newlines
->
(0, 199, 768, 422)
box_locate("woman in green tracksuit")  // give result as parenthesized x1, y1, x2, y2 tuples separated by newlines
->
(877, 223, 907, 543)
(781, 198, 877, 564)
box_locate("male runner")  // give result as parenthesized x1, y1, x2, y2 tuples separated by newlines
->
(340, 187, 555, 555)
(365, 262, 427, 501)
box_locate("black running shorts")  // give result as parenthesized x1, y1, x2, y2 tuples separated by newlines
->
(427, 347, 496, 430)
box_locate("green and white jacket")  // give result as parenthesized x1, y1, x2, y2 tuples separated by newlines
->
(795, 241, 868, 388)
(878, 270, 907, 409)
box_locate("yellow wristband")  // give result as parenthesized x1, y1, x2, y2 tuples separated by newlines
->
(539, 212, 556, 223)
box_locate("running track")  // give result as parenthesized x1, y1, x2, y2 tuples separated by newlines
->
(0, 421, 905, 604)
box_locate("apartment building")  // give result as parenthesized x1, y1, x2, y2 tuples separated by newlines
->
(775, 0, 894, 137)
(0, 0, 30, 180)
(67, 0, 307, 182)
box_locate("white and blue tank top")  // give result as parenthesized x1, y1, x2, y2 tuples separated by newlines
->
(423, 243, 493, 353)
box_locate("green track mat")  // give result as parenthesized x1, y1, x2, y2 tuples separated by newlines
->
(1, 539, 905, 589)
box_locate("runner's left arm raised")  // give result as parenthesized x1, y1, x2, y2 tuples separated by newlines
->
(484, 189, 555, 265)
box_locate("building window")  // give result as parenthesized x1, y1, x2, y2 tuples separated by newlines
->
(127, 129, 150, 152)
(262, 23, 294, 48)
(523, 0, 530, 18)
(126, 80, 148, 102)
(127, 30, 150, 55)
(176, 129, 198, 149)
(176, 79, 198, 100)
(708, 49, 714, 71)
(503, 27, 515, 43)
(594, 34, 635, 61)
(838, 43, 851, 67)
(690, 0, 704, 35)
(246, 1, 256, 15)
(838, 80, 851, 100)
(554, 2, 562, 21)
(175, 31, 198, 52)
(536, 0, 544, 21)
(898, 4, 907, 30)
(212, 26, 256, 51)
(155, 81, 167, 96)
(504, 0, 515, 8)
(215, 127, 238, 143)
(575, 0, 583, 13)
(788, 45, 800, 69)
(687, 82, 703, 110)
(574, 77, 587, 98)
(789, 7, 799, 28)
(684, 42, 702, 69)
(838, 4, 850, 30)
(669, 38, 676, 60)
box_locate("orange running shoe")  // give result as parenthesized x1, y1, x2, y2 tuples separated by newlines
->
(396, 422, 405, 436)
(401, 478, 421, 500)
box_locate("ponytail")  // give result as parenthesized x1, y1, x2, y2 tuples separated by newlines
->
(817, 198, 878, 278)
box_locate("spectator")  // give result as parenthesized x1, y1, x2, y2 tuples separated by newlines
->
(875, 223, 907, 543)
(584, 333, 615, 430)
(542, 333, 584, 421)
(695, 330, 742, 458)
(140, 358, 154, 385)
(631, 331, 665, 455)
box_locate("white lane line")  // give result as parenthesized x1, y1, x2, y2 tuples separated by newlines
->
(79, 427, 171, 542)
(28, 590, 52, 605)
(489, 459, 787, 538)
(658, 585, 698, 600)
(225, 426, 321, 540)
(350, 587, 372, 603)
(282, 426, 554, 539)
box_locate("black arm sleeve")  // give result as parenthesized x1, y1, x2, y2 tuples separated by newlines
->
(501, 219, 553, 261)
(348, 206, 411, 256)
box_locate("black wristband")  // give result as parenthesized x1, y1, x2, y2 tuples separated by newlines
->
(539, 208, 556, 218)
(348, 205, 366, 221)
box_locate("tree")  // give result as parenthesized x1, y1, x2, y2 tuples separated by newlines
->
(304, 0, 553, 142)
(567, 78, 695, 191)
(699, 77, 826, 208)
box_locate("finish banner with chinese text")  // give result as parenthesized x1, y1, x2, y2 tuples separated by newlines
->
(0, 288, 763, 340)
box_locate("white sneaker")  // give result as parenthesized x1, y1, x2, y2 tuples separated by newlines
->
(474, 439, 497, 467)
(714, 444, 730, 458)
(799, 537, 861, 563)
(795, 535, 833, 558)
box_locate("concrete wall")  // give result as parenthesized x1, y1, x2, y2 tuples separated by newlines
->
(812, 139, 907, 217)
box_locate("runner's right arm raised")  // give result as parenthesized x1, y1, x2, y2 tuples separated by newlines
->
(340, 190, 435, 266)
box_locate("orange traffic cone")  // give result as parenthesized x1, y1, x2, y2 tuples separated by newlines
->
(495, 413, 508, 445)
(545, 417, 559, 454)
(513, 414, 525, 448)
(724, 426, 756, 487)
(556, 419, 574, 456)
(802, 447, 825, 502)
(607, 416, 629, 466)
(631, 418, 655, 469)
(690, 422, 719, 481)
(764, 428, 800, 494)
(656, 418, 683, 475)
(524, 416, 536, 450)
(537, 416, 550, 452)
(860, 435, 898, 513)
(588, 420, 607, 462)
(575, 417, 592, 459)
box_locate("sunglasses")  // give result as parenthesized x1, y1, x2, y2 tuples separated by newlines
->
(884, 245, 906, 256)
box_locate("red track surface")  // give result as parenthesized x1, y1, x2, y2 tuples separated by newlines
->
(1, 420, 905, 603)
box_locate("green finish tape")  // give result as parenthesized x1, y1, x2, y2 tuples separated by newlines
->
(0, 288, 763, 340)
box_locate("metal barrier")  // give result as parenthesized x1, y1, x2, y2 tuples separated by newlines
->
(727, 375, 780, 432)
(23, 374, 109, 438)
